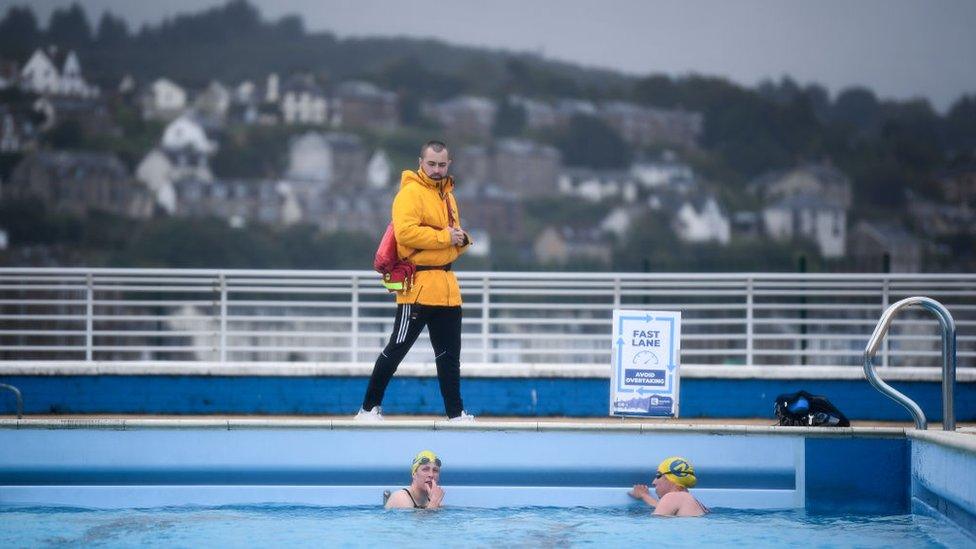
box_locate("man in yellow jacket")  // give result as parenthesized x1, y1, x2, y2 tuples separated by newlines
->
(357, 140, 474, 421)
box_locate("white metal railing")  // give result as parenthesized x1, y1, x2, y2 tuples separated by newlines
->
(0, 268, 974, 369)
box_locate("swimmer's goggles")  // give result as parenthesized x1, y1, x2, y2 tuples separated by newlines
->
(655, 466, 693, 479)
(413, 456, 442, 468)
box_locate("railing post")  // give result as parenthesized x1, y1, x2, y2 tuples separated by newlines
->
(85, 272, 93, 362)
(612, 277, 621, 309)
(351, 275, 360, 363)
(482, 276, 490, 363)
(218, 272, 227, 363)
(746, 276, 754, 367)
(881, 277, 890, 367)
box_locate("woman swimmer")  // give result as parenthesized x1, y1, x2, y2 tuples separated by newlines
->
(629, 456, 709, 517)
(385, 450, 445, 510)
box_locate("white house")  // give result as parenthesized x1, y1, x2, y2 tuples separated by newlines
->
(276, 181, 303, 225)
(280, 74, 327, 126)
(672, 196, 731, 245)
(763, 194, 846, 258)
(58, 51, 90, 96)
(265, 73, 280, 103)
(135, 115, 216, 212)
(135, 149, 177, 214)
(118, 74, 135, 95)
(558, 169, 638, 203)
(283, 131, 367, 188)
(192, 81, 231, 127)
(161, 114, 216, 155)
(141, 78, 187, 121)
(367, 149, 392, 189)
(285, 132, 334, 184)
(751, 163, 853, 210)
(19, 48, 97, 98)
(20, 50, 59, 95)
(630, 158, 695, 191)
(600, 206, 646, 238)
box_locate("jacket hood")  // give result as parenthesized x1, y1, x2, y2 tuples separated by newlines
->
(401, 169, 454, 195)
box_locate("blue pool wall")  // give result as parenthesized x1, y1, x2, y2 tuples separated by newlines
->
(0, 426, 913, 514)
(1, 375, 973, 421)
(911, 434, 976, 535)
(5, 423, 976, 539)
(805, 437, 909, 514)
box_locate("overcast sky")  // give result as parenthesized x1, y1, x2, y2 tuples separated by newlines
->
(8, 0, 976, 112)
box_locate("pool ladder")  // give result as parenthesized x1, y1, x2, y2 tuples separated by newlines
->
(863, 296, 956, 431)
(0, 383, 23, 419)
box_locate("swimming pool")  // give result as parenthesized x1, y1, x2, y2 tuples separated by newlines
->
(1, 505, 972, 548)
(1, 420, 974, 545)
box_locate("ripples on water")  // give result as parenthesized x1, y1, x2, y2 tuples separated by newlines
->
(0, 505, 972, 548)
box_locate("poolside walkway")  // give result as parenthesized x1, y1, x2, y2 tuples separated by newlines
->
(3, 413, 973, 430)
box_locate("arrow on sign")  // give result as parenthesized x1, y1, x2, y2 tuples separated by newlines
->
(654, 315, 677, 372)
(617, 313, 652, 336)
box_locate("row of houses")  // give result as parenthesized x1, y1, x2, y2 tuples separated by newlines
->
(140, 75, 704, 150)
(427, 94, 703, 149)
(0, 47, 107, 156)
(3, 137, 968, 272)
(15, 46, 99, 99)
(138, 75, 399, 133)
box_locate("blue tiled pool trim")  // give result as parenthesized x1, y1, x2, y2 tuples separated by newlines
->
(2, 375, 973, 421)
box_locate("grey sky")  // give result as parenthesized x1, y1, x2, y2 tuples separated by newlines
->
(8, 0, 976, 112)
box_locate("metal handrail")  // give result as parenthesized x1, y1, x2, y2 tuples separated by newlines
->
(2, 269, 975, 367)
(864, 296, 957, 430)
(0, 383, 23, 418)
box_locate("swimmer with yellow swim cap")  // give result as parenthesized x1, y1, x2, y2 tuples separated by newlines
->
(628, 456, 709, 516)
(385, 450, 445, 510)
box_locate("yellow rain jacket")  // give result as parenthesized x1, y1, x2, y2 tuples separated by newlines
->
(392, 169, 470, 305)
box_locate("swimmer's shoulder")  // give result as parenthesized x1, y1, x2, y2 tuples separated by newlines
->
(385, 489, 413, 509)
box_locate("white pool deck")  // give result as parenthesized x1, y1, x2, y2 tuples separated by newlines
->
(1, 415, 974, 452)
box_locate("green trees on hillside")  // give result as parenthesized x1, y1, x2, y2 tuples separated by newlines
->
(556, 115, 631, 169)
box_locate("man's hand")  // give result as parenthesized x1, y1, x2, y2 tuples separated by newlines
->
(449, 227, 466, 246)
(427, 479, 445, 509)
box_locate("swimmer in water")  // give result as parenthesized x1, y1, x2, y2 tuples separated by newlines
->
(385, 450, 445, 510)
(628, 456, 709, 517)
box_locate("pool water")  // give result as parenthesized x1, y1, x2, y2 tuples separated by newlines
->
(1, 505, 972, 548)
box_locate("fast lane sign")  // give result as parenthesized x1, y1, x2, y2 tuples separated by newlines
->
(610, 309, 681, 417)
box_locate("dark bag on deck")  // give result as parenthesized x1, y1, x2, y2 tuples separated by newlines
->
(774, 390, 850, 427)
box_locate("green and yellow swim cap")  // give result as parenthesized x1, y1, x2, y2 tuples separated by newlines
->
(411, 450, 441, 475)
(657, 456, 697, 488)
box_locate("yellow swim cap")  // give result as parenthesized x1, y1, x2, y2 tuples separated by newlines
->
(657, 456, 697, 488)
(411, 450, 441, 475)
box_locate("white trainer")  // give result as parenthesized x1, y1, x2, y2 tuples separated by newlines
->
(448, 411, 475, 422)
(354, 406, 384, 421)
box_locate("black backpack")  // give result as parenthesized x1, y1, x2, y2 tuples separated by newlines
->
(774, 390, 850, 427)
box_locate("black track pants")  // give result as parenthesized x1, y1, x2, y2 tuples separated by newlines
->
(361, 304, 464, 418)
